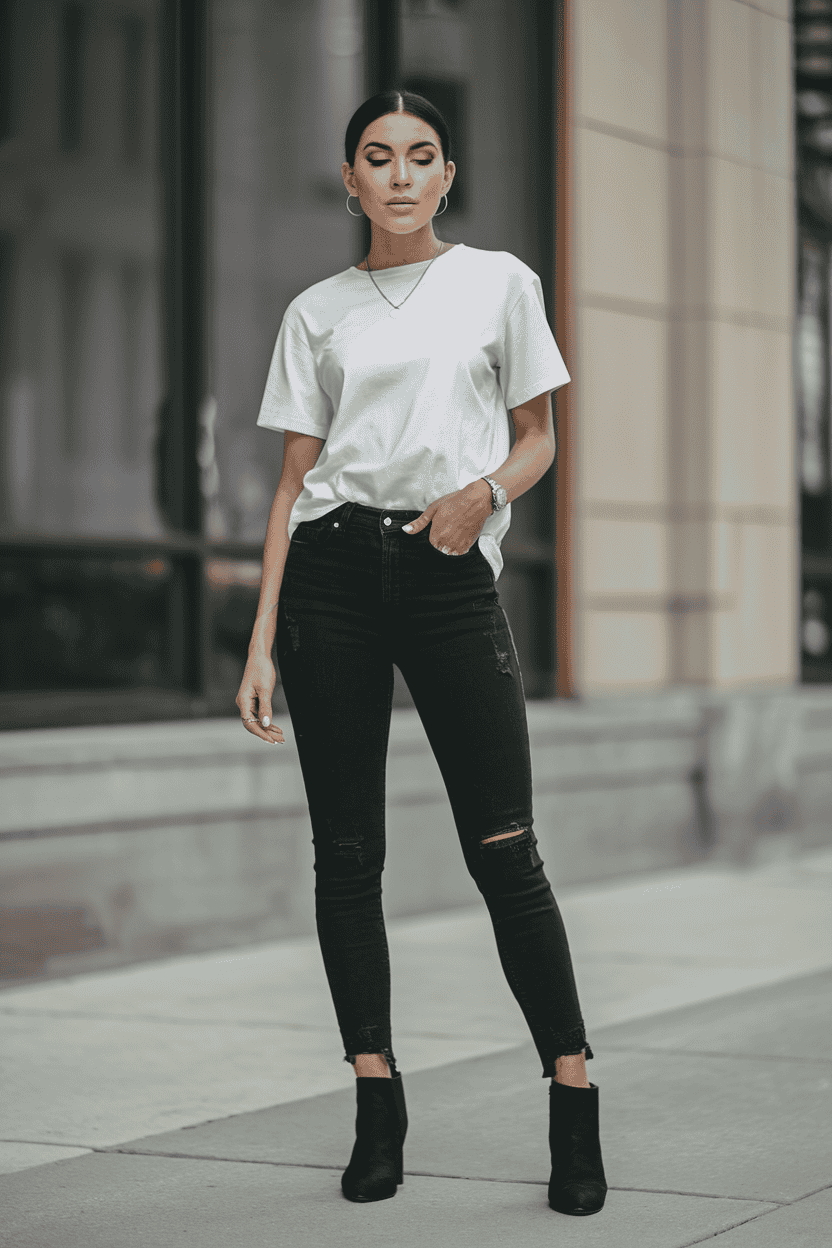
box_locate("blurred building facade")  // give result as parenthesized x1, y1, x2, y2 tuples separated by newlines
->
(5, 1, 832, 981)
(0, 0, 803, 729)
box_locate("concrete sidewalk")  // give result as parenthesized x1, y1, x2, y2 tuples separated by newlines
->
(0, 843, 830, 1245)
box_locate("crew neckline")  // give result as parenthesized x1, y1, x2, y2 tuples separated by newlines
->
(351, 242, 464, 275)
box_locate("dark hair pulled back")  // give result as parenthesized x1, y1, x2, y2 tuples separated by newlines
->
(344, 89, 452, 167)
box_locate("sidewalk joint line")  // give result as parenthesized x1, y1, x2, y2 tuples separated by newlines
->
(678, 1213, 788, 1243)
(94, 1149, 795, 1203)
(101, 1149, 346, 1170)
(675, 1206, 788, 1247)
(598, 1186, 785, 1204)
(674, 1184, 832, 1247)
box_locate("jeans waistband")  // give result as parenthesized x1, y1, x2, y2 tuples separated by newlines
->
(329, 501, 425, 534)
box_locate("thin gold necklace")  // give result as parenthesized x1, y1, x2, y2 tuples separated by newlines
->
(364, 240, 447, 310)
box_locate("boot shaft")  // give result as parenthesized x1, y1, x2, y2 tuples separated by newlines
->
(354, 1073, 408, 1143)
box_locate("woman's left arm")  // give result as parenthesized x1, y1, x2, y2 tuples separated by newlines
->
(403, 390, 556, 555)
(482, 388, 556, 505)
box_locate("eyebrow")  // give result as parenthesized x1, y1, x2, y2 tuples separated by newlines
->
(362, 140, 437, 152)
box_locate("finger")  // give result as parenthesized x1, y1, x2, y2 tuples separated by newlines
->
(242, 713, 285, 743)
(258, 699, 285, 742)
(255, 688, 285, 743)
(243, 718, 283, 743)
(402, 501, 440, 533)
(257, 692, 273, 729)
(239, 691, 284, 744)
(434, 534, 473, 555)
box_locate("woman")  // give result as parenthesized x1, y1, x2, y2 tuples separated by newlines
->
(237, 89, 607, 1216)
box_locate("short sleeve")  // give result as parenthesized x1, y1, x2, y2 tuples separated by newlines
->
(499, 276, 570, 411)
(256, 315, 333, 438)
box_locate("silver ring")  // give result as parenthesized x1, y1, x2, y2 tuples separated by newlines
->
(242, 716, 257, 723)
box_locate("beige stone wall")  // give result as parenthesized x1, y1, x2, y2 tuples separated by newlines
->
(572, 0, 796, 692)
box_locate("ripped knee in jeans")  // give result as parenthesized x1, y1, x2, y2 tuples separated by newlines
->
(479, 824, 537, 854)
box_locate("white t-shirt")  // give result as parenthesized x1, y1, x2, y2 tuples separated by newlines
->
(256, 242, 570, 581)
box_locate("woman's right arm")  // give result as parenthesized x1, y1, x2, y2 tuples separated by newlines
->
(236, 430, 325, 742)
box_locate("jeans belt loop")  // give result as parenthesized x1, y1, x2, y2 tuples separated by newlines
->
(339, 501, 358, 532)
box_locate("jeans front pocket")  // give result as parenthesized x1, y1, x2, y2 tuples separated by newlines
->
(291, 513, 341, 548)
(290, 521, 318, 547)
(424, 523, 482, 559)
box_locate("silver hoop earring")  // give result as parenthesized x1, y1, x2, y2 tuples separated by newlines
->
(346, 193, 363, 217)
(434, 193, 448, 217)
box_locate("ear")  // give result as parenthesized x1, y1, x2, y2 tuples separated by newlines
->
(341, 161, 357, 194)
(442, 160, 456, 196)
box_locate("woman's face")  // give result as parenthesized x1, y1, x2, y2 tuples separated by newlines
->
(342, 112, 455, 234)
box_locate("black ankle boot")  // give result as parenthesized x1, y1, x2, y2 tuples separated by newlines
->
(548, 1080, 607, 1216)
(341, 1073, 408, 1203)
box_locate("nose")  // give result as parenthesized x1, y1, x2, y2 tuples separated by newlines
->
(391, 154, 412, 187)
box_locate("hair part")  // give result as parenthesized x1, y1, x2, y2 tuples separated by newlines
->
(344, 89, 452, 167)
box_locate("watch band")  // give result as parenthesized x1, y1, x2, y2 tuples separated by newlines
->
(481, 475, 507, 512)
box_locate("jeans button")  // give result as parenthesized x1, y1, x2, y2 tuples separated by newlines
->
(383, 517, 392, 526)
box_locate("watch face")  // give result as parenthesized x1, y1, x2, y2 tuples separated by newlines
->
(484, 477, 506, 510)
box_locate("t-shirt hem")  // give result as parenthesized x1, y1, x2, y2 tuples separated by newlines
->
(477, 532, 503, 583)
(505, 372, 571, 412)
(257, 412, 329, 437)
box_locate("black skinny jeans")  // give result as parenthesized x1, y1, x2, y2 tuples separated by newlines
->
(275, 500, 593, 1079)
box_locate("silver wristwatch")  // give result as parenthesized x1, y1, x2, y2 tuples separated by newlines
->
(481, 475, 508, 512)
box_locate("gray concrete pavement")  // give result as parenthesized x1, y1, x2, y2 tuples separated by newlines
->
(1, 969, 829, 1246)
(0, 845, 830, 1245)
(0, 1154, 785, 1248)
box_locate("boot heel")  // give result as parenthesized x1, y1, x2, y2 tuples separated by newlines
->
(548, 1080, 607, 1216)
(392, 1070, 407, 1185)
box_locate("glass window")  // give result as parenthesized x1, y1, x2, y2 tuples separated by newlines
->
(0, 550, 181, 692)
(0, 0, 164, 540)
(399, 0, 542, 266)
(205, 0, 365, 705)
(795, 5, 832, 682)
(206, 0, 364, 548)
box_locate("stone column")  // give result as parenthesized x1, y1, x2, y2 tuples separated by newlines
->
(572, 0, 797, 693)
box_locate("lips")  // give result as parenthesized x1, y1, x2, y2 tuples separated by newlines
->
(388, 200, 417, 205)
